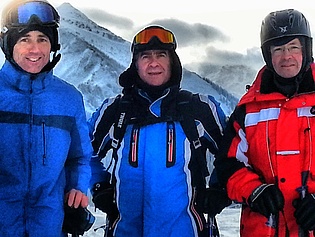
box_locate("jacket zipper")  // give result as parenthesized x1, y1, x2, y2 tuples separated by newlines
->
(42, 121, 47, 165)
(129, 125, 139, 167)
(166, 122, 176, 167)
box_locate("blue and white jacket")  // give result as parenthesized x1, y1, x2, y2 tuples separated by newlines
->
(89, 85, 226, 237)
(0, 61, 92, 237)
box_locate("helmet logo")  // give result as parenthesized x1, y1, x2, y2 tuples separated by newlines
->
(1, 27, 8, 34)
(279, 26, 288, 33)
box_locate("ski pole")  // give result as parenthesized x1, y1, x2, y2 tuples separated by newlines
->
(299, 188, 314, 237)
(104, 214, 110, 237)
(208, 214, 220, 237)
(94, 214, 110, 237)
(266, 214, 276, 237)
(299, 171, 314, 237)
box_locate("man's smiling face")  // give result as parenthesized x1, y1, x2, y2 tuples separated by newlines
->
(13, 30, 51, 74)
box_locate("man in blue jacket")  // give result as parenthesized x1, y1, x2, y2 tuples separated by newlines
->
(0, 0, 92, 236)
(89, 25, 231, 237)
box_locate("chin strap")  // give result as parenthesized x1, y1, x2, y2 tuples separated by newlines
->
(41, 51, 61, 72)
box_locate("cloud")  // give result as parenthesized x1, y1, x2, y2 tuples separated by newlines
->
(68, 8, 231, 51)
(203, 45, 263, 68)
(144, 18, 230, 47)
(82, 8, 134, 31)
(185, 46, 264, 75)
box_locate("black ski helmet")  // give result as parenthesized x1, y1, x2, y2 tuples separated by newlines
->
(0, 0, 60, 69)
(260, 9, 313, 70)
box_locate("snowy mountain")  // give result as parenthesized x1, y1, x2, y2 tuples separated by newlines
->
(54, 3, 129, 116)
(51, 3, 241, 117)
(197, 63, 258, 99)
(0, 3, 251, 117)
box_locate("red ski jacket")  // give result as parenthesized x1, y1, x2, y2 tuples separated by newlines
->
(216, 63, 315, 236)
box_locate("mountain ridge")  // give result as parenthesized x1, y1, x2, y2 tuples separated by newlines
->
(54, 3, 243, 116)
(0, 2, 244, 116)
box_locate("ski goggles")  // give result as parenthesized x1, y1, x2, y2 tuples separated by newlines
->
(132, 27, 176, 48)
(5, 1, 59, 27)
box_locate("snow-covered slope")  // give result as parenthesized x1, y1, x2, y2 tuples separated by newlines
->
(52, 3, 238, 117)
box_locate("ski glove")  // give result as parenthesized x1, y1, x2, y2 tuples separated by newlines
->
(92, 181, 119, 222)
(294, 193, 315, 231)
(62, 205, 95, 235)
(203, 186, 232, 217)
(248, 184, 284, 218)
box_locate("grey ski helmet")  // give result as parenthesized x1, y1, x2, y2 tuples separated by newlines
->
(260, 9, 313, 70)
(0, 0, 60, 68)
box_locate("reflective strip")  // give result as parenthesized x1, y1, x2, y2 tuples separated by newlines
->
(245, 108, 280, 127)
(276, 150, 300, 155)
(297, 107, 315, 117)
(236, 128, 249, 163)
(246, 107, 315, 127)
(129, 126, 139, 167)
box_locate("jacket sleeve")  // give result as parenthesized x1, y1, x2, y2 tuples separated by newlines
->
(214, 104, 262, 203)
(87, 96, 119, 190)
(195, 94, 227, 185)
(196, 94, 227, 155)
(65, 92, 93, 194)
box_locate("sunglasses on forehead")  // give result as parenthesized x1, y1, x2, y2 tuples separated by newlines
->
(133, 27, 176, 46)
(6, 1, 59, 27)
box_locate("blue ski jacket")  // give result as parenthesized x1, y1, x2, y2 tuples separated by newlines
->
(88, 86, 226, 237)
(0, 61, 92, 237)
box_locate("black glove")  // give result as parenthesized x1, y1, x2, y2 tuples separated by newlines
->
(203, 186, 232, 217)
(294, 193, 315, 231)
(248, 184, 284, 218)
(92, 182, 119, 222)
(62, 205, 95, 235)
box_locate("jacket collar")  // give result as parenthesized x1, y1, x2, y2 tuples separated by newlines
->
(239, 63, 315, 106)
(0, 60, 52, 92)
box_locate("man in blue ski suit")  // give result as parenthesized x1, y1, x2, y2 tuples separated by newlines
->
(0, 0, 92, 236)
(88, 25, 231, 237)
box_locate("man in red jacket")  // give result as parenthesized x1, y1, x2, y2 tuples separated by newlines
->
(215, 9, 315, 237)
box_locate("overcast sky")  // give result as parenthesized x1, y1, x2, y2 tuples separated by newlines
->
(0, 0, 315, 71)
